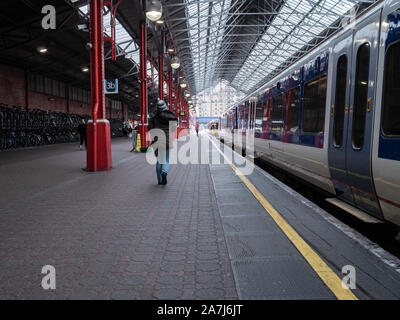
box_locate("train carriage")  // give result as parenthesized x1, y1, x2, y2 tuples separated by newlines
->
(219, 0, 400, 227)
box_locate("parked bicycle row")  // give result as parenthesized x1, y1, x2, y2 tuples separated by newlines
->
(0, 104, 124, 151)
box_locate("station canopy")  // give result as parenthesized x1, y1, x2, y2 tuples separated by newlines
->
(163, 0, 380, 96)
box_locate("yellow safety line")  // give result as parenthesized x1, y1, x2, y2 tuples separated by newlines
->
(209, 136, 358, 300)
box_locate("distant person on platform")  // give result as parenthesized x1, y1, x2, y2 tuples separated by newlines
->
(195, 122, 200, 136)
(77, 119, 87, 150)
(130, 122, 139, 152)
(149, 100, 177, 186)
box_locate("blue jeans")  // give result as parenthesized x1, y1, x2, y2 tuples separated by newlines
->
(131, 130, 138, 149)
(156, 148, 170, 183)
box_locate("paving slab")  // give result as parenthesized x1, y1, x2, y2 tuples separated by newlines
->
(0, 137, 238, 300)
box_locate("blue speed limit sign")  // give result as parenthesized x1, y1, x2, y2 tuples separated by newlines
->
(105, 79, 118, 94)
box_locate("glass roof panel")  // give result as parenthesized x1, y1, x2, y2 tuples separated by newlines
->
(78, 3, 141, 77)
(231, 0, 362, 92)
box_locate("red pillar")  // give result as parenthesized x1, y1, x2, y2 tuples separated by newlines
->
(177, 89, 182, 136)
(158, 56, 164, 100)
(168, 72, 173, 112)
(159, 32, 166, 101)
(139, 21, 149, 149)
(174, 82, 178, 118)
(184, 100, 188, 129)
(158, 56, 164, 101)
(86, 0, 112, 171)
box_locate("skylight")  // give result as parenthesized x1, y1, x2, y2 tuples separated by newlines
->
(77, 3, 152, 83)
(185, 0, 232, 93)
(231, 0, 358, 92)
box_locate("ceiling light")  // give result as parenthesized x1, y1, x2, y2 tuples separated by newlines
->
(81, 66, 89, 72)
(38, 47, 48, 53)
(171, 56, 180, 69)
(75, 24, 88, 31)
(156, 20, 164, 24)
(185, 93, 190, 98)
(145, 0, 163, 22)
(167, 48, 174, 53)
(180, 83, 187, 88)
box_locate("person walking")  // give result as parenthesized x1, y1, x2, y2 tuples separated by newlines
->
(77, 119, 87, 150)
(149, 100, 177, 186)
(195, 122, 200, 136)
(130, 122, 138, 152)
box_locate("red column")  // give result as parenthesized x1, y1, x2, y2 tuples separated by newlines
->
(177, 89, 182, 136)
(86, 0, 112, 171)
(158, 56, 163, 100)
(159, 32, 166, 101)
(174, 81, 178, 118)
(184, 101, 188, 129)
(158, 57, 164, 100)
(168, 72, 173, 112)
(97, 1, 106, 119)
(139, 21, 149, 148)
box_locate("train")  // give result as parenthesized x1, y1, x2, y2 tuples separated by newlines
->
(218, 0, 400, 228)
(207, 120, 219, 136)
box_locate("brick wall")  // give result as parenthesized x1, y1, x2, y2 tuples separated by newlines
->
(69, 100, 91, 116)
(0, 64, 26, 107)
(0, 63, 128, 120)
(29, 91, 67, 112)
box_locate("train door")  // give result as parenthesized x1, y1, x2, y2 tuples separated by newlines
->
(328, 31, 355, 205)
(249, 99, 256, 130)
(346, 11, 383, 218)
(232, 107, 238, 148)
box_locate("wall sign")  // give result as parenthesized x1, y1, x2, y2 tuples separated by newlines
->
(105, 79, 118, 94)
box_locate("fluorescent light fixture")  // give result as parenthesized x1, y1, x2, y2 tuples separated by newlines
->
(76, 24, 88, 31)
(171, 56, 180, 69)
(38, 47, 48, 53)
(146, 0, 163, 22)
(180, 83, 187, 88)
(81, 66, 89, 72)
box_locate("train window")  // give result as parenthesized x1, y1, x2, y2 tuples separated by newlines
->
(271, 93, 284, 131)
(382, 41, 400, 137)
(287, 86, 301, 133)
(250, 101, 256, 129)
(256, 101, 264, 120)
(352, 43, 370, 150)
(255, 100, 264, 131)
(262, 98, 271, 132)
(333, 55, 348, 147)
(302, 75, 327, 133)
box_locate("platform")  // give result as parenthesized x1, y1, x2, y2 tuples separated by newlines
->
(0, 134, 400, 300)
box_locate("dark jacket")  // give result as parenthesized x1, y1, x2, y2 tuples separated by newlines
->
(77, 123, 86, 137)
(149, 110, 177, 149)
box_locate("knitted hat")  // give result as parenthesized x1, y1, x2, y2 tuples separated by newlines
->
(157, 100, 168, 111)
